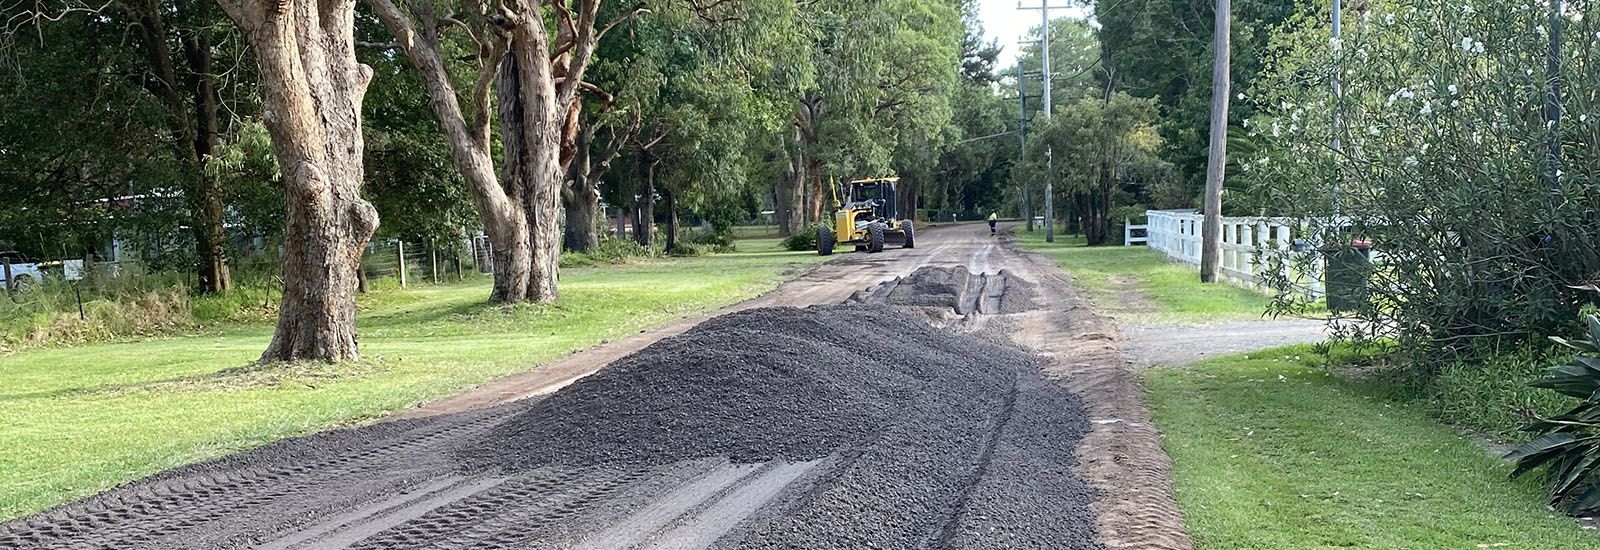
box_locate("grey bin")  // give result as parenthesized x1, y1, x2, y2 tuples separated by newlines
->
(1321, 242, 1372, 313)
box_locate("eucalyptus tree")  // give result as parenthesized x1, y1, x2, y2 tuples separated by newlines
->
(209, 0, 383, 362)
(366, 0, 653, 303)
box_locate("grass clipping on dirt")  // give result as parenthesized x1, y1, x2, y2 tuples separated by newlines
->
(461, 304, 1043, 468)
(1147, 346, 1597, 549)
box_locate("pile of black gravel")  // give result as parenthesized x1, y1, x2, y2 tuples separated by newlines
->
(457, 304, 1044, 470)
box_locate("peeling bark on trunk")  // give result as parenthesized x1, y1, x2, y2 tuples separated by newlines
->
(496, 43, 563, 303)
(220, 0, 380, 362)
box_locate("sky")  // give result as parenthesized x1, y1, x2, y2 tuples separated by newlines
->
(976, 0, 1094, 69)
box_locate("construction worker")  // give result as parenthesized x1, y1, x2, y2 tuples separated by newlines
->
(987, 211, 998, 236)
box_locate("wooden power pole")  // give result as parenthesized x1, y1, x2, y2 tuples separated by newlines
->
(1200, 0, 1231, 283)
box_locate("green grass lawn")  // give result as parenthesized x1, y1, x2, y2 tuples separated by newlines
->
(0, 243, 828, 520)
(1010, 228, 1271, 322)
(1147, 346, 1597, 549)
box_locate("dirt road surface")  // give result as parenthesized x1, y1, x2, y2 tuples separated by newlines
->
(0, 223, 1190, 550)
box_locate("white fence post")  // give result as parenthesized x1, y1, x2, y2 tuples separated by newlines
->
(1144, 208, 1333, 297)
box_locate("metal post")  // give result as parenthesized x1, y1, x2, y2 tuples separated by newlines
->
(1022, 0, 1055, 242)
(1331, 0, 1343, 213)
(1546, 0, 1563, 191)
(397, 240, 408, 288)
(1018, 66, 1033, 232)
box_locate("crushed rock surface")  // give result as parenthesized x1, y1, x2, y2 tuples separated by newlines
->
(457, 303, 1042, 470)
(2, 268, 1103, 550)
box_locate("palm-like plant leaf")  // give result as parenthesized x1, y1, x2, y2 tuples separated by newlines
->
(1510, 316, 1600, 514)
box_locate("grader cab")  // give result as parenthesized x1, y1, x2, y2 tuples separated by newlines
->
(817, 177, 915, 255)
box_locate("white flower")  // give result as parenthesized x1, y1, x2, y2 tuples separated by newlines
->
(1401, 89, 1415, 100)
(1451, 100, 1460, 108)
(1237, 93, 1246, 100)
(1420, 143, 1430, 154)
(1474, 41, 1485, 54)
(1272, 121, 1282, 138)
(1582, 114, 1590, 123)
(1462, 4, 1474, 15)
(1537, 25, 1547, 37)
(1368, 126, 1381, 136)
(1331, 37, 1343, 52)
(1461, 37, 1475, 51)
(1257, 157, 1270, 165)
(1420, 103, 1432, 116)
(1386, 13, 1396, 24)
(1448, 84, 1459, 95)
(1403, 156, 1418, 167)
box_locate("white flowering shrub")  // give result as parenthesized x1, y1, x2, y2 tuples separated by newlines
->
(1246, 0, 1600, 365)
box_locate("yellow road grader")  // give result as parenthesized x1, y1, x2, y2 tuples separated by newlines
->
(817, 177, 914, 255)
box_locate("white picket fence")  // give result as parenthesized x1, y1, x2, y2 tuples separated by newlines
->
(1141, 209, 1326, 296)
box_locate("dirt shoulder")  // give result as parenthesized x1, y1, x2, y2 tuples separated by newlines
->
(996, 231, 1194, 550)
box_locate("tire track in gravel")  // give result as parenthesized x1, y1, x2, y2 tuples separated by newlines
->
(0, 412, 505, 549)
(0, 223, 1138, 550)
(929, 378, 1020, 548)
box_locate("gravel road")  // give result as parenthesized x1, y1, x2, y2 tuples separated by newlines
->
(0, 224, 1184, 549)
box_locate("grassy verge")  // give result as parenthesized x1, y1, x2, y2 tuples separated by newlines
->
(1010, 228, 1271, 322)
(1147, 346, 1595, 549)
(0, 242, 828, 520)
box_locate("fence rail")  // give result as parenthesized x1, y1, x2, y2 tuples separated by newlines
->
(1141, 209, 1325, 297)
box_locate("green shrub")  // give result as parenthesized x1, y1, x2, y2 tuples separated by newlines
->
(783, 225, 826, 251)
(1507, 316, 1600, 515)
(1433, 345, 1576, 438)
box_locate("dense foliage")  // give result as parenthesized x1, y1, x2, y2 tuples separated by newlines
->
(1248, 0, 1600, 364)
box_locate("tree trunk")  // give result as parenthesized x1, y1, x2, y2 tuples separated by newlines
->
(368, 0, 611, 304)
(562, 122, 599, 253)
(774, 174, 792, 237)
(806, 158, 825, 224)
(133, 0, 231, 293)
(663, 187, 680, 253)
(635, 160, 657, 247)
(186, 30, 231, 294)
(1200, 0, 1231, 283)
(563, 182, 599, 252)
(497, 41, 564, 303)
(221, 0, 380, 362)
